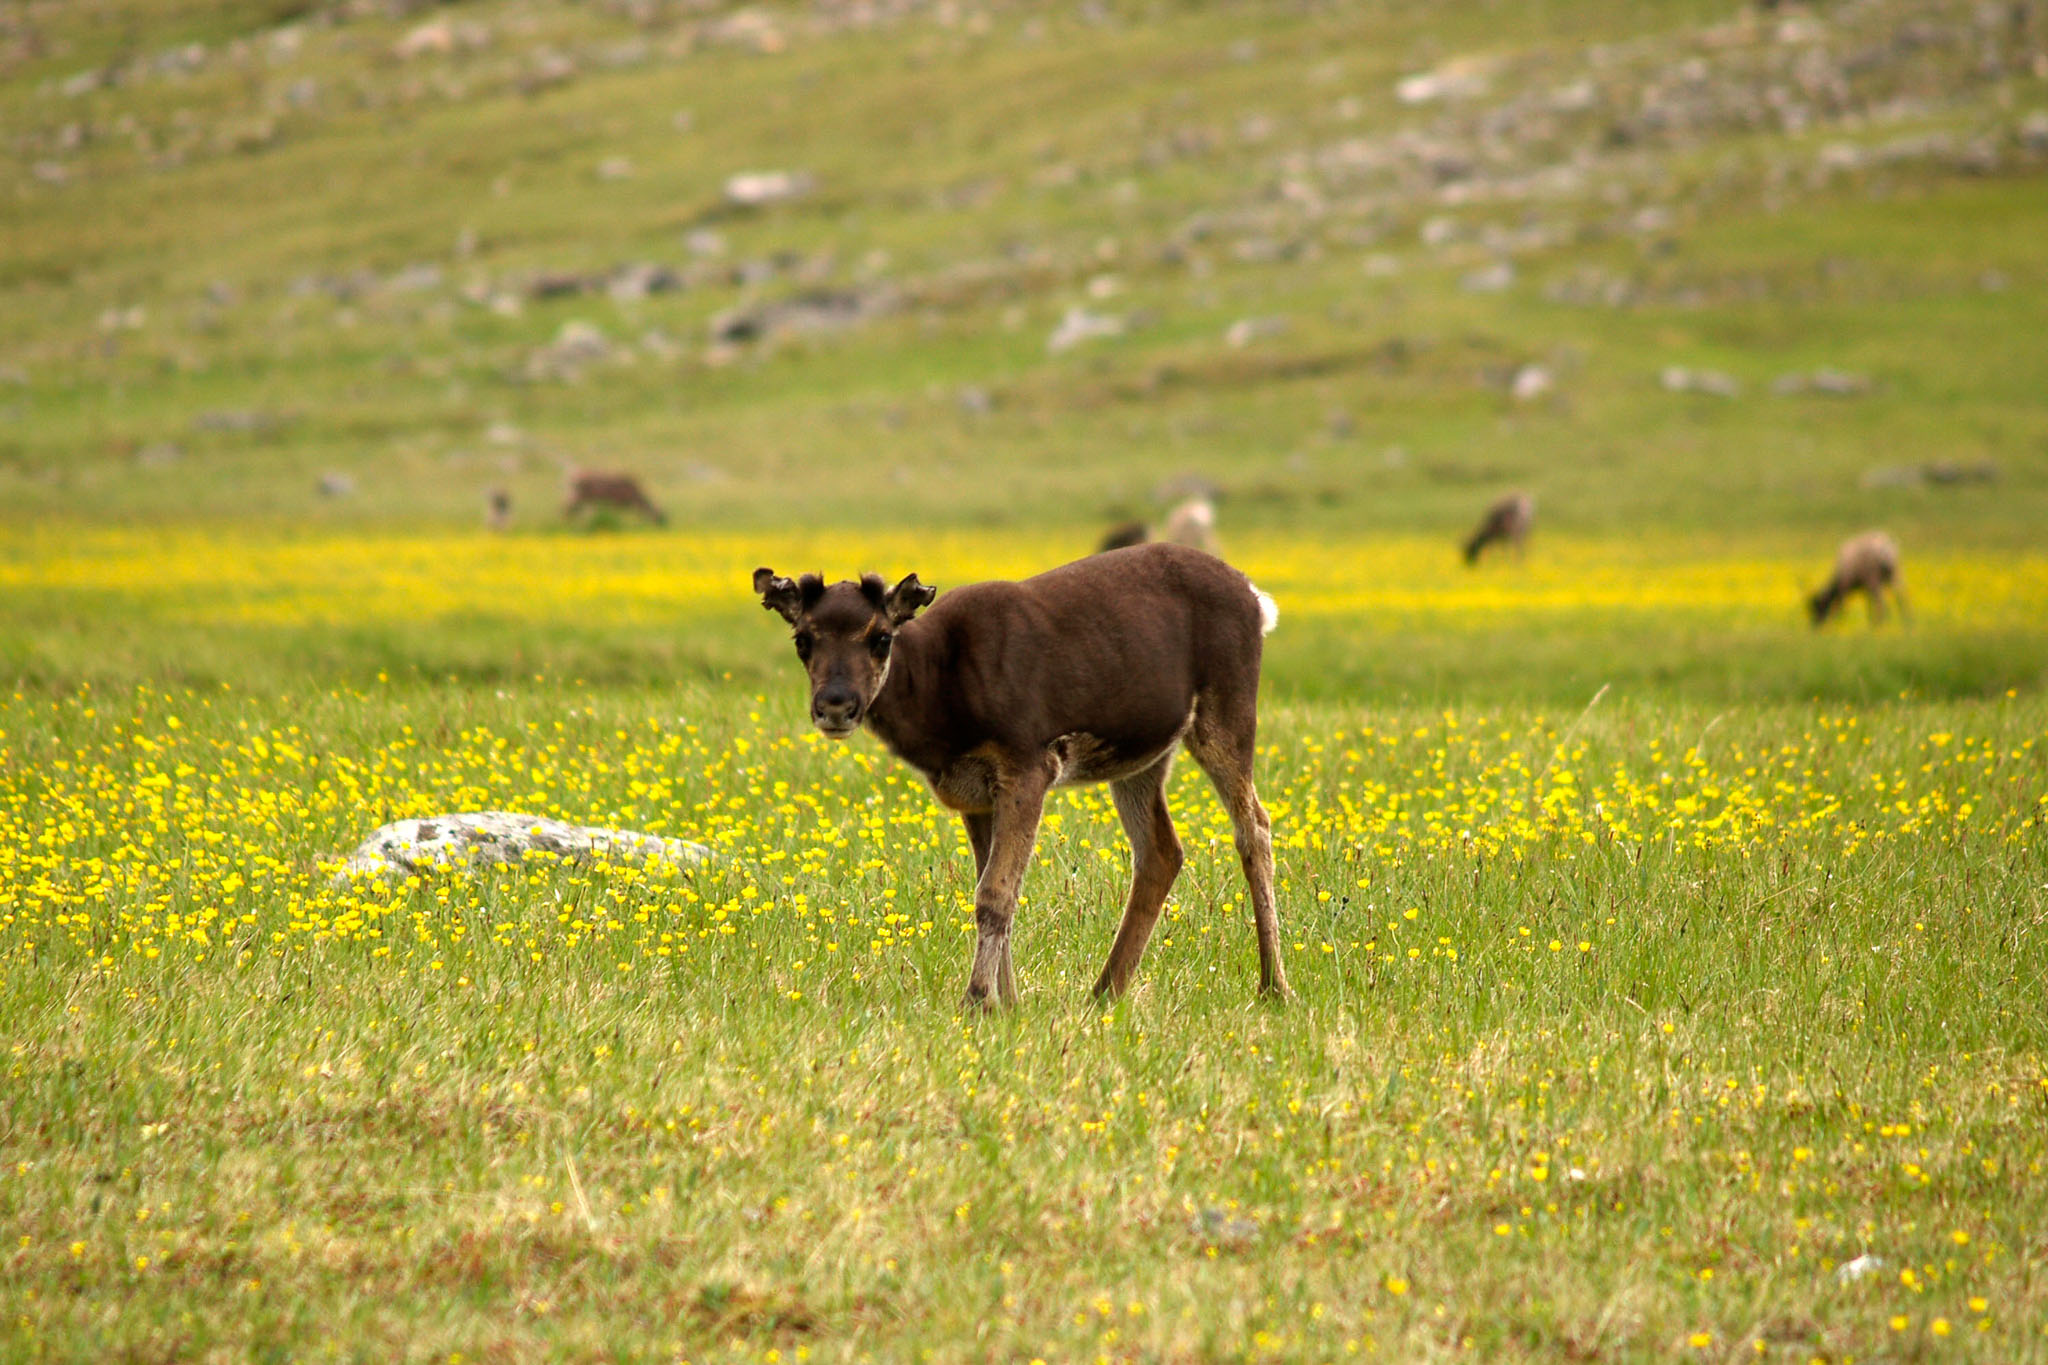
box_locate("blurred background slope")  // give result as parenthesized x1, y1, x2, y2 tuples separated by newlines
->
(3, 0, 2044, 542)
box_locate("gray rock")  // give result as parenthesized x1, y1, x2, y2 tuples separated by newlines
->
(331, 811, 711, 886)
(1224, 316, 1288, 348)
(1661, 366, 1741, 397)
(1462, 260, 1515, 293)
(709, 289, 878, 345)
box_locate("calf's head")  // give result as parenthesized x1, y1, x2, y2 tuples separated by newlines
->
(754, 568, 936, 738)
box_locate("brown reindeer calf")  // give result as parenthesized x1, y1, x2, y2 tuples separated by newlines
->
(563, 469, 667, 525)
(1810, 531, 1909, 627)
(754, 542, 1290, 1007)
(1463, 491, 1535, 565)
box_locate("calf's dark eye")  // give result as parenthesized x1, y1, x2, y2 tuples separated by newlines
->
(794, 633, 814, 662)
(869, 634, 893, 659)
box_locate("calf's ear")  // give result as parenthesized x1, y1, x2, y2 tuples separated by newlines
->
(754, 567, 803, 623)
(883, 573, 937, 626)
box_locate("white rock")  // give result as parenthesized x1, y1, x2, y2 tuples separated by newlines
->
(331, 812, 711, 885)
(1835, 1253, 1885, 1284)
(724, 170, 813, 208)
(1047, 306, 1126, 354)
(1510, 363, 1553, 402)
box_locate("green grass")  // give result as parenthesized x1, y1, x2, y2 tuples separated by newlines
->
(4, 0, 2048, 1360)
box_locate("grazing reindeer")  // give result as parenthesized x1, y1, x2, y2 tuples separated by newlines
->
(1097, 495, 1221, 557)
(563, 468, 666, 525)
(754, 543, 1290, 1007)
(1810, 531, 1909, 627)
(1096, 519, 1149, 554)
(485, 488, 513, 532)
(1463, 491, 1536, 565)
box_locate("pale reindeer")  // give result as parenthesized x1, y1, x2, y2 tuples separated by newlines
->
(1095, 495, 1220, 557)
(563, 469, 667, 525)
(754, 542, 1290, 1008)
(1810, 531, 1909, 627)
(1463, 491, 1535, 565)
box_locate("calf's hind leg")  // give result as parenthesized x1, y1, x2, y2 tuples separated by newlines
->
(1090, 753, 1185, 1000)
(1187, 697, 1292, 1001)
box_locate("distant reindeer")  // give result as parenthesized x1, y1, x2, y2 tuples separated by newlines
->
(485, 488, 513, 532)
(754, 542, 1290, 1008)
(563, 469, 666, 525)
(1810, 531, 1909, 627)
(1160, 495, 1220, 554)
(1096, 519, 1149, 554)
(1098, 496, 1221, 557)
(1463, 491, 1536, 565)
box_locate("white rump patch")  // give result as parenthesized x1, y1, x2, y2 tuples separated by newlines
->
(1250, 582, 1279, 636)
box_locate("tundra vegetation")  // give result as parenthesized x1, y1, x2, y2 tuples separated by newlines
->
(3, 0, 2047, 1361)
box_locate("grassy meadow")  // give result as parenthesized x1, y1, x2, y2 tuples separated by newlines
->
(4, 0, 2048, 1361)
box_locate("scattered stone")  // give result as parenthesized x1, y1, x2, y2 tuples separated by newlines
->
(596, 156, 634, 181)
(1773, 369, 1871, 397)
(1810, 368, 1872, 396)
(956, 385, 994, 415)
(1859, 464, 1922, 490)
(527, 320, 615, 380)
(1835, 1254, 1886, 1284)
(529, 271, 597, 301)
(519, 48, 577, 95)
(1395, 57, 1494, 105)
(608, 263, 683, 303)
(724, 170, 813, 209)
(393, 21, 455, 59)
(317, 471, 355, 498)
(1462, 261, 1516, 293)
(1224, 316, 1288, 348)
(134, 442, 181, 469)
(1923, 459, 1999, 485)
(1047, 306, 1126, 353)
(385, 262, 443, 293)
(684, 228, 726, 257)
(1661, 366, 1741, 397)
(191, 409, 279, 435)
(2022, 110, 2048, 153)
(709, 289, 879, 345)
(1509, 363, 1553, 402)
(330, 811, 711, 886)
(1868, 459, 2002, 489)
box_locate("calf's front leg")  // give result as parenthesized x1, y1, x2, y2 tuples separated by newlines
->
(964, 764, 1051, 1010)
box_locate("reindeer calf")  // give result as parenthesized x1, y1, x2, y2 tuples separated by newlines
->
(1810, 531, 1908, 627)
(755, 543, 1290, 1007)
